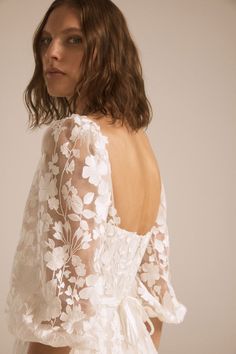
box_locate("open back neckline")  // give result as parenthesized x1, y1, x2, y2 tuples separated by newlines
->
(70, 113, 162, 238)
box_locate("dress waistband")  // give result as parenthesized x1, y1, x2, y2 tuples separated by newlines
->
(99, 295, 155, 345)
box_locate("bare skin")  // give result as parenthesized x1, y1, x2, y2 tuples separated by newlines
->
(28, 343, 71, 354)
(146, 317, 163, 351)
(31, 4, 163, 354)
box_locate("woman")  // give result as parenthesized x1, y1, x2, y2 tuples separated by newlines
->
(5, 1, 187, 353)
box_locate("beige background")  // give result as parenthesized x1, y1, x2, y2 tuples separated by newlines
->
(0, 0, 235, 353)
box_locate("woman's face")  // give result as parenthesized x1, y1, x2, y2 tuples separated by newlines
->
(40, 5, 84, 99)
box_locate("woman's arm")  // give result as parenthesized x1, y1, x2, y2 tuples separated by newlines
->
(145, 317, 163, 350)
(27, 343, 71, 354)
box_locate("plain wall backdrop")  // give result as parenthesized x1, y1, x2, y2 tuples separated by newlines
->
(0, 0, 235, 353)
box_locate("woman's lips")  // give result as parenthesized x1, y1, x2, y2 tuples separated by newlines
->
(45, 66, 66, 74)
(46, 72, 66, 78)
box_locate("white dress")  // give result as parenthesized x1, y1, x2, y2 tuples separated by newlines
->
(5, 114, 187, 354)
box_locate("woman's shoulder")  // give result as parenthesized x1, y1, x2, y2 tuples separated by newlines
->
(41, 113, 109, 158)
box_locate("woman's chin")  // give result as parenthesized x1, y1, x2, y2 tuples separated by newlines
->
(47, 89, 72, 98)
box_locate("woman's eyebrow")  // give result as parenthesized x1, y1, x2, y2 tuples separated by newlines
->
(42, 27, 82, 35)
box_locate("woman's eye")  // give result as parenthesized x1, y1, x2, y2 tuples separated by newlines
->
(68, 36, 82, 44)
(40, 37, 51, 46)
(39, 36, 82, 47)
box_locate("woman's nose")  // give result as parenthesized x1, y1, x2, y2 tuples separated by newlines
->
(45, 39, 63, 60)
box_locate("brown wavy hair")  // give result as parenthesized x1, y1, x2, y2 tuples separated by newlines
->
(24, 0, 153, 132)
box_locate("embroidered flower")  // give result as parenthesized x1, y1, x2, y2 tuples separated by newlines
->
(82, 156, 108, 186)
(48, 196, 59, 211)
(140, 262, 160, 288)
(44, 246, 69, 271)
(60, 304, 86, 334)
(40, 279, 62, 321)
(39, 173, 58, 202)
(72, 255, 86, 277)
(48, 153, 59, 175)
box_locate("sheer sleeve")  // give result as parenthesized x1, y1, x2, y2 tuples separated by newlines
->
(6, 117, 111, 349)
(135, 182, 187, 324)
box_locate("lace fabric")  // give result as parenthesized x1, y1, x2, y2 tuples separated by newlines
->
(135, 182, 187, 323)
(5, 114, 187, 353)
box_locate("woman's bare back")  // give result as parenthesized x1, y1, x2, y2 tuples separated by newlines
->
(88, 114, 162, 235)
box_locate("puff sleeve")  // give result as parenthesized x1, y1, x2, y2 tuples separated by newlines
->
(135, 182, 187, 324)
(5, 117, 111, 349)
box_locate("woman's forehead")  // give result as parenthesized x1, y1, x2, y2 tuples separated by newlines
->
(43, 5, 82, 34)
